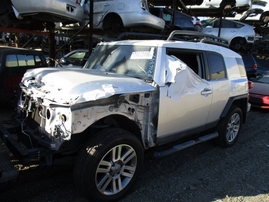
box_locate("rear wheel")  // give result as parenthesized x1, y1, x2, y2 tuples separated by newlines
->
(230, 37, 247, 52)
(74, 128, 144, 201)
(216, 106, 243, 147)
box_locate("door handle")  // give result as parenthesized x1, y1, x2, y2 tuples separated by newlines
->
(201, 88, 212, 95)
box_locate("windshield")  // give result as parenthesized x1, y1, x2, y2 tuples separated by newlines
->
(84, 44, 156, 80)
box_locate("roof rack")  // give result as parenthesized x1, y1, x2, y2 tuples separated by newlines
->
(115, 30, 229, 48)
(167, 30, 229, 48)
(115, 32, 168, 41)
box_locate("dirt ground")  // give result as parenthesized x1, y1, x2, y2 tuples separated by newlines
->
(0, 105, 269, 202)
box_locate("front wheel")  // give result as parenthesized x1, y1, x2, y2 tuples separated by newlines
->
(216, 106, 243, 147)
(74, 128, 144, 201)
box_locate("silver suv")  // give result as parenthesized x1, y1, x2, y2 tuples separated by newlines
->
(1, 31, 249, 201)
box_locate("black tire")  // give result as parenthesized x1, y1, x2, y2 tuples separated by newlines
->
(230, 37, 246, 52)
(74, 128, 144, 202)
(216, 106, 243, 147)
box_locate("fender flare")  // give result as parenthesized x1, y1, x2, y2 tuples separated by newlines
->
(220, 94, 248, 123)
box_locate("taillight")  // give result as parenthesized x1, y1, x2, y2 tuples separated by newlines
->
(248, 81, 254, 89)
(253, 63, 257, 70)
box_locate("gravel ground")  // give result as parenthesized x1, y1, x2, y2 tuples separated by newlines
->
(0, 106, 269, 202)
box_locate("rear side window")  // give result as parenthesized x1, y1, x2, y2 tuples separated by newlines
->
(6, 54, 18, 67)
(236, 57, 247, 77)
(207, 53, 226, 80)
(35, 55, 42, 64)
(6, 54, 43, 67)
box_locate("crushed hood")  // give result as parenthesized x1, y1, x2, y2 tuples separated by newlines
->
(21, 68, 155, 105)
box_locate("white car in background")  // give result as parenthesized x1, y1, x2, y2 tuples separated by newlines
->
(186, 0, 251, 16)
(232, 1, 269, 25)
(80, 0, 165, 31)
(202, 18, 258, 51)
(56, 49, 89, 68)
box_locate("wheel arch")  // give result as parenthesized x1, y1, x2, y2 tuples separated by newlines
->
(230, 36, 247, 44)
(220, 95, 248, 124)
(102, 12, 124, 29)
(88, 114, 143, 146)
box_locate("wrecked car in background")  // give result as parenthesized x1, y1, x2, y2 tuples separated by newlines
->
(79, 0, 165, 31)
(0, 31, 249, 201)
(202, 18, 259, 51)
(0, 46, 48, 105)
(0, 0, 84, 28)
(186, 0, 251, 17)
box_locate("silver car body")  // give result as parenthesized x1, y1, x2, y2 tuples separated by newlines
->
(82, 0, 165, 30)
(202, 18, 257, 44)
(11, 0, 84, 23)
(19, 39, 248, 150)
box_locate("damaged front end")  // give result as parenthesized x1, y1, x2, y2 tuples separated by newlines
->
(3, 67, 158, 166)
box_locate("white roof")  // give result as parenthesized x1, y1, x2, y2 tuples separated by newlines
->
(100, 39, 239, 57)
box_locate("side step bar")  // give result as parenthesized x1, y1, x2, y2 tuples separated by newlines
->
(153, 132, 218, 158)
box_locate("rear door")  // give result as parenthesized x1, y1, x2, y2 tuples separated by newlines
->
(204, 52, 229, 123)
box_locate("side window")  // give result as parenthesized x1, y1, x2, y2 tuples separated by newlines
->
(6, 54, 18, 67)
(222, 20, 236, 28)
(236, 57, 247, 77)
(15, 54, 36, 66)
(17, 54, 27, 66)
(35, 55, 43, 66)
(6, 54, 42, 67)
(207, 53, 226, 80)
(166, 48, 204, 78)
(26, 55, 35, 66)
(213, 20, 220, 28)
